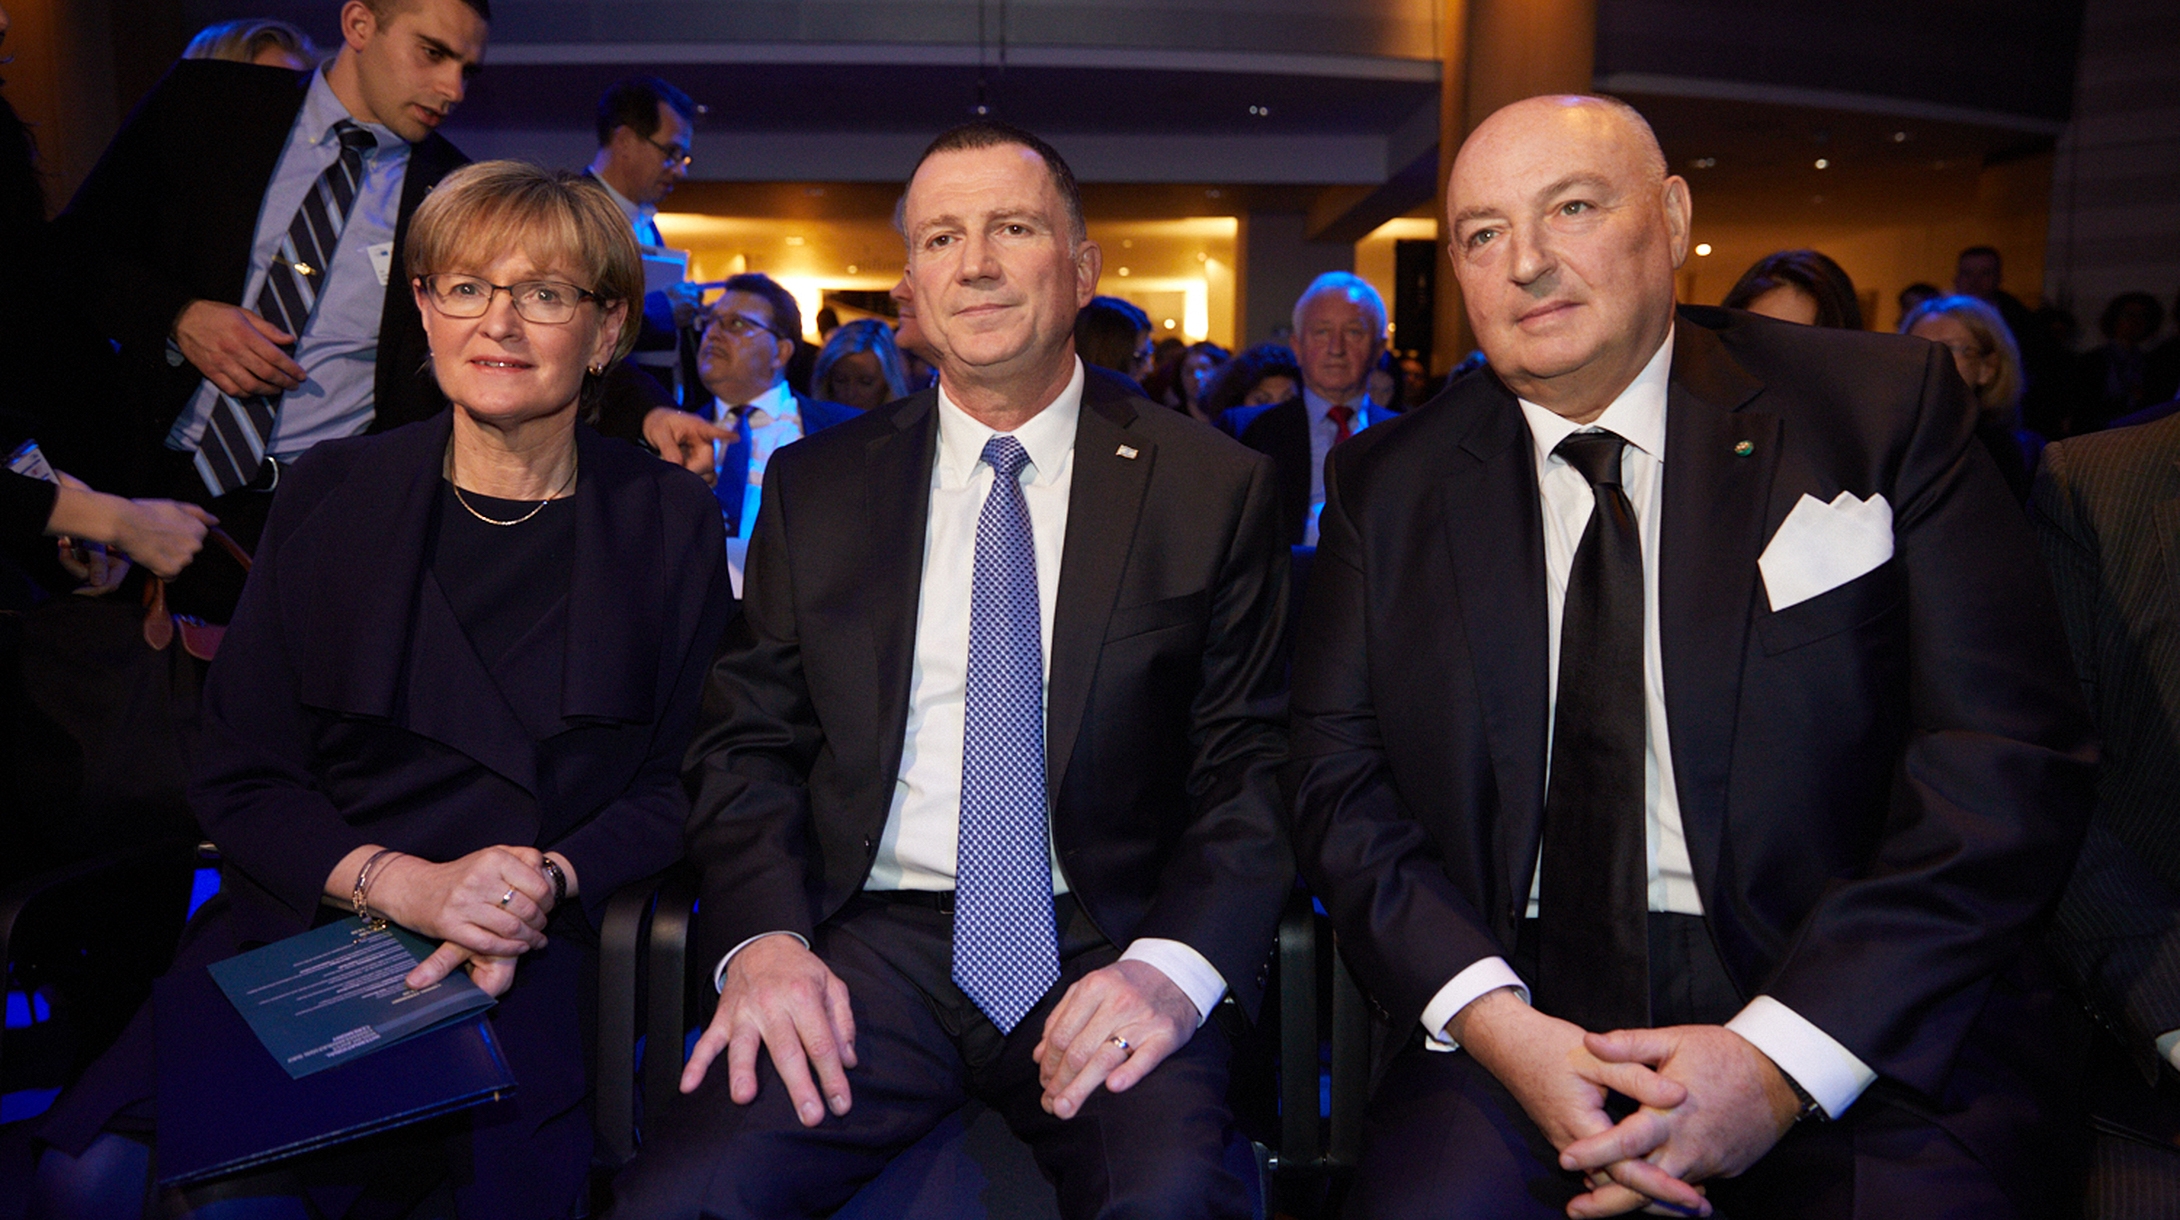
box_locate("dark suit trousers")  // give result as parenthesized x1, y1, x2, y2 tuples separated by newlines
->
(611, 894, 1256, 1220)
(1356, 915, 2026, 1220)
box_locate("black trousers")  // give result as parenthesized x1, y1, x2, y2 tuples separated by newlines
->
(1355, 914, 2027, 1220)
(610, 894, 1256, 1220)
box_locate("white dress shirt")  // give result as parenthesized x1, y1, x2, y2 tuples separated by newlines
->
(165, 69, 408, 461)
(1300, 387, 1376, 546)
(1417, 331, 1878, 1119)
(710, 380, 803, 543)
(718, 360, 1226, 1025)
(592, 171, 663, 248)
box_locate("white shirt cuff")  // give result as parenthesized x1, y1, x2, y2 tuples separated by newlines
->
(1420, 956, 1531, 1052)
(1725, 995, 1877, 1119)
(1120, 938, 1227, 1027)
(2156, 1029, 2180, 1072)
(710, 930, 811, 993)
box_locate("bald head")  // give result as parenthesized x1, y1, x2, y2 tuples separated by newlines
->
(1447, 94, 1690, 422)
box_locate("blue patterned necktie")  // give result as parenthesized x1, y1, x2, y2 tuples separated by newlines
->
(194, 120, 377, 496)
(954, 434, 1062, 1033)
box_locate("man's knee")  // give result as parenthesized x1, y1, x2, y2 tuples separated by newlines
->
(1086, 1126, 1255, 1220)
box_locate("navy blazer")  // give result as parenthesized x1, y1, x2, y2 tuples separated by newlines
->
(1286, 307, 2097, 1209)
(37, 414, 733, 1212)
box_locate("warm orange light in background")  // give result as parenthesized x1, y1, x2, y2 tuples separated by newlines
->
(655, 211, 1238, 345)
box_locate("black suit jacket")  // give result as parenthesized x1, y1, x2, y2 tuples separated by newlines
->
(1286, 307, 2095, 1178)
(51, 60, 466, 494)
(1220, 397, 1390, 545)
(2034, 413, 2180, 1081)
(41, 413, 733, 1209)
(685, 371, 1294, 1014)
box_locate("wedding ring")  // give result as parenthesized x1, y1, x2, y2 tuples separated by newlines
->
(499, 888, 516, 907)
(1108, 1035, 1132, 1053)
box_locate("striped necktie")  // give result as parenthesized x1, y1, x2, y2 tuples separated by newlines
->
(194, 120, 376, 497)
(953, 434, 1062, 1033)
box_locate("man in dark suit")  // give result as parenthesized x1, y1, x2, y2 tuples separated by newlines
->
(612, 121, 1291, 1218)
(1219, 272, 1395, 545)
(1286, 94, 2097, 1218)
(2033, 413, 2180, 1212)
(687, 273, 859, 573)
(50, 0, 488, 621)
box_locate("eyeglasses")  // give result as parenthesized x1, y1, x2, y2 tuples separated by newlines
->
(643, 133, 693, 170)
(419, 275, 600, 324)
(706, 312, 786, 342)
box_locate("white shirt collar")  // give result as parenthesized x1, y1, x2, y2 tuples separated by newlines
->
(1516, 327, 1674, 466)
(936, 359, 1085, 489)
(1302, 385, 1370, 424)
(713, 379, 796, 420)
(589, 171, 657, 235)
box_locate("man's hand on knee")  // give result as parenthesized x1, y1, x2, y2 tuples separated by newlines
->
(1558, 1026, 1799, 1218)
(680, 934, 858, 1128)
(1033, 959, 1199, 1120)
(1453, 990, 1711, 1217)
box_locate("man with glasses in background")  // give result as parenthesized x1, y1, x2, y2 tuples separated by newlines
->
(584, 75, 727, 453)
(693, 273, 857, 588)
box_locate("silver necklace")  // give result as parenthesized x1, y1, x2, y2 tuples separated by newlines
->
(450, 452, 578, 526)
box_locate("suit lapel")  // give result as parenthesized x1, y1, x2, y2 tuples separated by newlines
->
(285, 413, 545, 790)
(866, 392, 941, 790)
(1657, 322, 1777, 898)
(1439, 380, 1554, 918)
(1046, 386, 1155, 797)
(1272, 400, 1311, 541)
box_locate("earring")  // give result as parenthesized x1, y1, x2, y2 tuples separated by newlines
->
(586, 363, 606, 376)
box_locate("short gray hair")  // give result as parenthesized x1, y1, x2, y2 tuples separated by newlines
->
(1292, 272, 1388, 339)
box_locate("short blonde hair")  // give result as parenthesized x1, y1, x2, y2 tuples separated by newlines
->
(181, 19, 320, 66)
(404, 161, 644, 369)
(1900, 294, 2024, 428)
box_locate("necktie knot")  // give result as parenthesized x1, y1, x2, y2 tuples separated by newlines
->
(333, 120, 374, 157)
(1555, 430, 1628, 490)
(981, 434, 1031, 485)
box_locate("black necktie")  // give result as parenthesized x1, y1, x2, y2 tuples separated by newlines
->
(714, 405, 753, 536)
(195, 121, 376, 495)
(1534, 429, 1651, 1031)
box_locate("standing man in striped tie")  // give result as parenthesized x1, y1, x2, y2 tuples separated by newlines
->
(53, 0, 488, 621)
(615, 121, 1293, 1218)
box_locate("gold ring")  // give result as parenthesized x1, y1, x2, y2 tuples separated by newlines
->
(499, 889, 516, 907)
(1108, 1035, 1131, 1053)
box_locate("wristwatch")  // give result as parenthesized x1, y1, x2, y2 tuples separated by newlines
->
(1783, 1071, 1826, 1123)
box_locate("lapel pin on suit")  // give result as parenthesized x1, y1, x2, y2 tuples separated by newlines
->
(1117, 445, 1139, 460)
(1734, 440, 1755, 457)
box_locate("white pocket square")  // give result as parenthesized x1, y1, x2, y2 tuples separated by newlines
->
(1758, 492, 1893, 612)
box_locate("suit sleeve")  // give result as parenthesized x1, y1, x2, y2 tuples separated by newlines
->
(187, 463, 376, 924)
(1758, 343, 2097, 1096)
(684, 458, 825, 966)
(51, 65, 205, 362)
(2032, 441, 2180, 1079)
(1284, 452, 1511, 1028)
(1125, 451, 1295, 1017)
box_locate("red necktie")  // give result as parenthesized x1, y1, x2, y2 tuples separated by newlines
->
(1327, 404, 1355, 444)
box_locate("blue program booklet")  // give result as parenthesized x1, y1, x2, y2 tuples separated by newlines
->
(206, 920, 497, 1079)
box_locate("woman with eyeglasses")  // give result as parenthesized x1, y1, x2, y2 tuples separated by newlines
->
(33, 162, 733, 1219)
(1902, 293, 2041, 502)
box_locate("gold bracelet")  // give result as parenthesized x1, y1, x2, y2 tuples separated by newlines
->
(352, 848, 401, 929)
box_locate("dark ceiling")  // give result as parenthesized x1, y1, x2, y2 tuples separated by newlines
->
(445, 60, 1438, 139)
